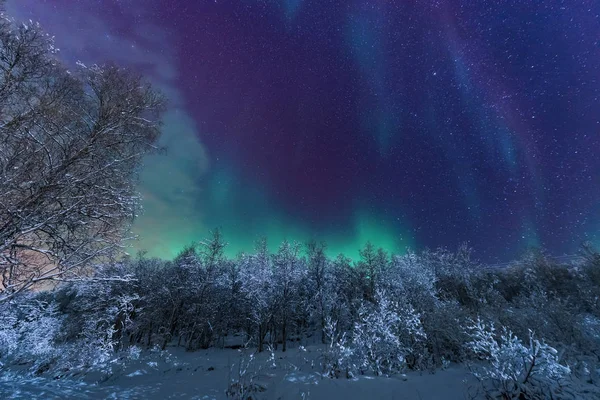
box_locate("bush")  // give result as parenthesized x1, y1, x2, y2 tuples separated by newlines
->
(467, 317, 572, 399)
(321, 317, 354, 378)
(350, 291, 426, 376)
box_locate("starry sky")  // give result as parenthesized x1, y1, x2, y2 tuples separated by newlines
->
(8, 0, 600, 262)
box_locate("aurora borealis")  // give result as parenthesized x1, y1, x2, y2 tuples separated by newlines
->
(8, 1, 600, 262)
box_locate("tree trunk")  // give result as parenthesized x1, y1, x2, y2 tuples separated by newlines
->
(146, 322, 153, 348)
(258, 323, 264, 353)
(282, 319, 287, 352)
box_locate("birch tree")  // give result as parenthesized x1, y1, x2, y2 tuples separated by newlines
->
(0, 12, 165, 301)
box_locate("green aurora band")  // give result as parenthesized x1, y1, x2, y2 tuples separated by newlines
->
(131, 111, 415, 260)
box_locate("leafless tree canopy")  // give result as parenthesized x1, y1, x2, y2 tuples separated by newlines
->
(0, 12, 165, 301)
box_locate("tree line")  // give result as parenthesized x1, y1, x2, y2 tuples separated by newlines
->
(3, 232, 600, 397)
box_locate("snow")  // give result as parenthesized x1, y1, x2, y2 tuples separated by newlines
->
(0, 345, 477, 399)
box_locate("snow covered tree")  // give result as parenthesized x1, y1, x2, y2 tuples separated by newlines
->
(58, 274, 139, 369)
(329, 253, 361, 331)
(306, 240, 329, 343)
(198, 228, 227, 283)
(386, 251, 439, 309)
(351, 290, 426, 376)
(0, 296, 63, 372)
(386, 250, 472, 367)
(322, 316, 354, 378)
(239, 238, 275, 352)
(272, 240, 305, 352)
(217, 257, 245, 342)
(431, 245, 480, 308)
(467, 317, 572, 399)
(187, 230, 227, 349)
(0, 12, 164, 301)
(356, 242, 388, 302)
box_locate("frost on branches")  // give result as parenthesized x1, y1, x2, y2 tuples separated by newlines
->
(0, 298, 62, 372)
(0, 10, 165, 301)
(0, 276, 142, 377)
(466, 317, 572, 399)
(321, 316, 354, 378)
(350, 291, 426, 377)
(239, 238, 276, 353)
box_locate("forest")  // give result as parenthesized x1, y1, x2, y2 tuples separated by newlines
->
(2, 234, 600, 399)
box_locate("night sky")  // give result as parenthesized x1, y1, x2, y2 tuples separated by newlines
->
(8, 1, 600, 262)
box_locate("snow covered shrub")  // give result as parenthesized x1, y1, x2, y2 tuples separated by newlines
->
(68, 277, 140, 352)
(352, 295, 404, 376)
(127, 345, 142, 361)
(64, 292, 140, 375)
(351, 291, 426, 376)
(353, 296, 402, 376)
(0, 298, 63, 373)
(321, 317, 354, 378)
(0, 304, 18, 363)
(9, 278, 143, 378)
(226, 351, 266, 399)
(398, 304, 429, 370)
(498, 285, 600, 367)
(387, 251, 476, 368)
(17, 300, 63, 360)
(467, 317, 572, 399)
(266, 344, 276, 369)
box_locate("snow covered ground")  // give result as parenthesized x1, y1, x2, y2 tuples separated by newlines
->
(0, 344, 477, 399)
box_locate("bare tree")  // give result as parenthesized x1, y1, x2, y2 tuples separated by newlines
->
(306, 240, 328, 343)
(356, 242, 388, 303)
(0, 13, 164, 301)
(240, 237, 275, 352)
(272, 240, 304, 352)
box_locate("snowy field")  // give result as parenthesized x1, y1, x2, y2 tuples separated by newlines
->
(0, 345, 476, 399)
